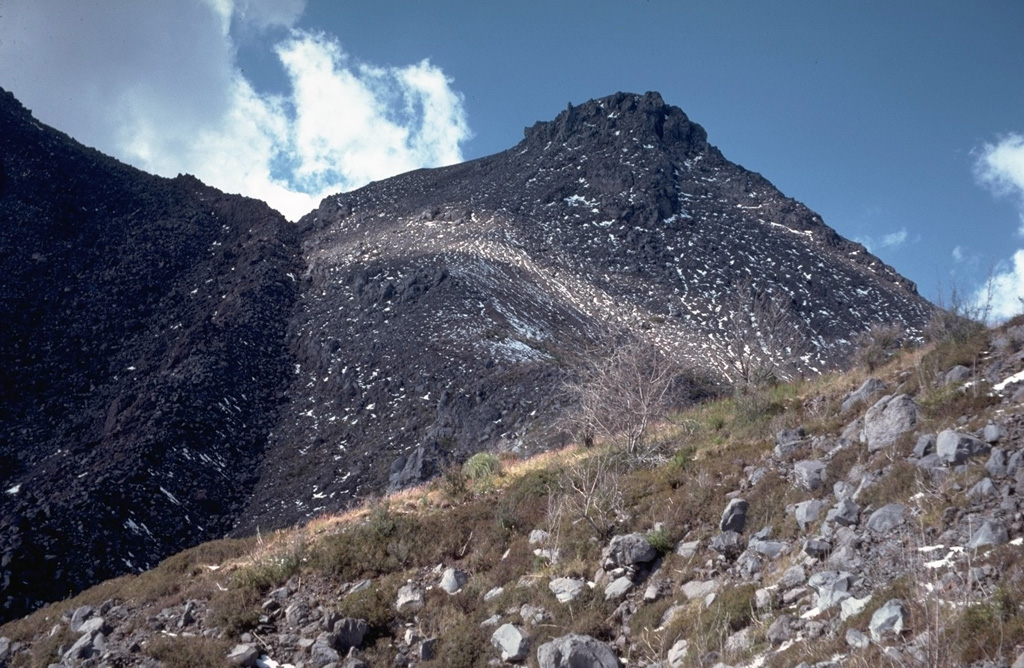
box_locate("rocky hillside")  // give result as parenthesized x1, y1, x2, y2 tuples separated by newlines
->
(237, 91, 933, 536)
(2, 315, 1023, 668)
(0, 87, 934, 622)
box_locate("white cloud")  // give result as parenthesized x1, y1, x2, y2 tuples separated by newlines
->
(880, 228, 908, 248)
(972, 134, 1024, 321)
(0, 0, 470, 221)
(952, 246, 965, 262)
(854, 227, 909, 253)
(975, 250, 1024, 322)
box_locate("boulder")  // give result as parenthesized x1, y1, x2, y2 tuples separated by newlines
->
(912, 434, 935, 458)
(841, 378, 886, 413)
(984, 423, 1007, 443)
(309, 635, 340, 668)
(794, 460, 826, 491)
(869, 599, 908, 641)
(861, 394, 918, 452)
(537, 633, 620, 668)
(69, 605, 95, 633)
(334, 618, 368, 652)
(807, 570, 854, 610)
(529, 529, 551, 544)
(676, 540, 700, 559)
(803, 538, 832, 559)
(987, 448, 1008, 477)
(439, 567, 468, 594)
(936, 429, 990, 465)
(794, 499, 828, 531)
(846, 628, 870, 649)
(969, 520, 1009, 548)
(666, 638, 689, 667)
(396, 583, 425, 612)
(767, 615, 791, 645)
(944, 365, 972, 384)
(681, 579, 719, 600)
(866, 504, 906, 534)
(604, 576, 633, 600)
(602, 533, 657, 568)
(720, 498, 749, 533)
(227, 643, 259, 667)
(967, 478, 998, 501)
(710, 531, 744, 559)
(774, 427, 806, 457)
(491, 623, 530, 662)
(829, 498, 861, 527)
(549, 577, 586, 603)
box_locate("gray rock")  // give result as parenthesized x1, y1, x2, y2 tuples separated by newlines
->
(388, 443, 439, 492)
(76, 616, 108, 636)
(681, 580, 719, 600)
(63, 631, 96, 662)
(869, 599, 908, 641)
(984, 423, 1006, 443)
(602, 533, 656, 568)
(767, 615, 791, 645)
(803, 538, 832, 559)
(439, 567, 468, 594)
(227, 643, 260, 667)
(936, 429, 991, 465)
(829, 498, 861, 527)
(967, 478, 999, 501)
(1011, 451, 1024, 478)
(419, 637, 438, 661)
(866, 504, 906, 533)
(69, 605, 95, 633)
(987, 448, 1009, 477)
(484, 586, 505, 602)
(775, 427, 806, 457)
(840, 594, 872, 620)
(537, 633, 620, 668)
(520, 603, 550, 625)
(667, 638, 689, 667)
(0, 637, 10, 663)
(549, 577, 586, 603)
(846, 628, 870, 649)
(604, 576, 633, 600)
(969, 520, 1009, 548)
(710, 531, 744, 559)
(945, 365, 972, 384)
(749, 538, 788, 559)
(720, 498, 749, 533)
(334, 618, 368, 651)
(912, 434, 935, 458)
(529, 529, 550, 544)
(862, 394, 918, 452)
(491, 623, 530, 662)
(794, 499, 828, 531)
(724, 626, 753, 654)
(285, 601, 310, 626)
(808, 571, 854, 610)
(781, 565, 806, 588)
(310, 636, 340, 668)
(396, 583, 425, 612)
(794, 460, 826, 491)
(675, 540, 700, 559)
(841, 378, 886, 413)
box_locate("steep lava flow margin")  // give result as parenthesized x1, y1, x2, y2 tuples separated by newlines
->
(235, 91, 934, 537)
(0, 87, 302, 622)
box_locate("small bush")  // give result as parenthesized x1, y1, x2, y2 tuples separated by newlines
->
(145, 635, 232, 668)
(463, 452, 502, 480)
(853, 322, 907, 371)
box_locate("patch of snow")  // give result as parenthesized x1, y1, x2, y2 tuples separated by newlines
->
(5, 484, 21, 495)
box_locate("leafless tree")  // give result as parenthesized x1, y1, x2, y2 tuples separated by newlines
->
(563, 334, 685, 461)
(719, 279, 810, 388)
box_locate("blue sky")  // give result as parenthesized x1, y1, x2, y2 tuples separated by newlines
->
(1, 1, 1023, 318)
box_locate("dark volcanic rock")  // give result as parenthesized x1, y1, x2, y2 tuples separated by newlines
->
(0, 87, 301, 621)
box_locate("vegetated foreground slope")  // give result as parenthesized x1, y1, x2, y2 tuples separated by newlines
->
(237, 92, 933, 534)
(0, 88, 302, 622)
(0, 88, 933, 623)
(2, 319, 1024, 668)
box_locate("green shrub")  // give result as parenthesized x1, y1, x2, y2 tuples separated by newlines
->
(463, 452, 503, 480)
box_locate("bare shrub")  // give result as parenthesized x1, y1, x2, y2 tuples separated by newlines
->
(548, 453, 624, 542)
(853, 322, 908, 371)
(563, 335, 691, 461)
(924, 282, 988, 344)
(718, 279, 810, 388)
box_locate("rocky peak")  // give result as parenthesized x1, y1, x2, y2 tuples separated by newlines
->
(523, 91, 709, 153)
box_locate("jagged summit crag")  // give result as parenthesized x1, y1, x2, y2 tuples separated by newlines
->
(0, 88, 932, 621)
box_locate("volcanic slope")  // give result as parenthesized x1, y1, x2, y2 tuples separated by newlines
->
(237, 91, 934, 534)
(0, 88, 301, 622)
